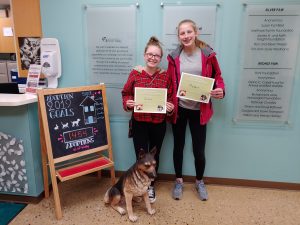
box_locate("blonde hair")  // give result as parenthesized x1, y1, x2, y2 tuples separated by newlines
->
(144, 36, 163, 56)
(177, 19, 207, 48)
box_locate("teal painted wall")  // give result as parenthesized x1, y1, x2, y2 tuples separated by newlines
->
(40, 0, 300, 183)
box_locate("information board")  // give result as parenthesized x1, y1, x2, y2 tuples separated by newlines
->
(235, 5, 300, 123)
(85, 5, 136, 86)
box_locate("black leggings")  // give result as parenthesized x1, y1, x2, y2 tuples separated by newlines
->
(172, 107, 207, 180)
(132, 118, 166, 178)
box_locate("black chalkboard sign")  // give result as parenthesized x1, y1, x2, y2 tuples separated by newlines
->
(43, 89, 107, 158)
(38, 84, 115, 219)
(38, 85, 113, 162)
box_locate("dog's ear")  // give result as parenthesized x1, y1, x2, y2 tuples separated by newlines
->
(24, 38, 29, 45)
(150, 146, 157, 156)
(138, 148, 146, 159)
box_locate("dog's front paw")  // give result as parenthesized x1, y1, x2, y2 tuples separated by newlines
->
(118, 207, 126, 215)
(112, 206, 126, 215)
(148, 208, 156, 215)
(129, 215, 138, 222)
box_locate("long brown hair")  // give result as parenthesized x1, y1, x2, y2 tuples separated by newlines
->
(177, 19, 207, 48)
(144, 36, 163, 56)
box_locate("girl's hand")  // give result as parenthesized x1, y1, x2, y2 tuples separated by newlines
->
(126, 100, 136, 109)
(166, 102, 174, 113)
(210, 88, 224, 99)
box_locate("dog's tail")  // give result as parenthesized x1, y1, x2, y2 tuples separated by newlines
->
(104, 186, 121, 205)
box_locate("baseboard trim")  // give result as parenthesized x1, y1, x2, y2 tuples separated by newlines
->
(0, 192, 44, 204)
(203, 177, 300, 190)
(2, 172, 298, 204)
(102, 170, 300, 191)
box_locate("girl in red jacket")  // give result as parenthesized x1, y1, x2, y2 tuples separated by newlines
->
(167, 19, 225, 201)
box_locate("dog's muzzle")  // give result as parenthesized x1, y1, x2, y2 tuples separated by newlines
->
(147, 171, 157, 179)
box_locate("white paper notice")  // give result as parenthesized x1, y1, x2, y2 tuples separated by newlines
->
(25, 64, 42, 94)
(2, 27, 13, 37)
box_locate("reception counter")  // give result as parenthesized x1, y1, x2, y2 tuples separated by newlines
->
(0, 94, 44, 198)
(0, 93, 38, 106)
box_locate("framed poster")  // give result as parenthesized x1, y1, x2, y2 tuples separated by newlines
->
(18, 37, 41, 70)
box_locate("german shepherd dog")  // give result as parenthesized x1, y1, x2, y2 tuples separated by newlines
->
(104, 147, 157, 222)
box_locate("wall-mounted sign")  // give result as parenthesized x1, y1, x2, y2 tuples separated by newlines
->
(85, 5, 136, 86)
(162, 5, 217, 69)
(235, 5, 300, 123)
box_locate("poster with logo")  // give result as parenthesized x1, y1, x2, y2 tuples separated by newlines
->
(85, 5, 136, 86)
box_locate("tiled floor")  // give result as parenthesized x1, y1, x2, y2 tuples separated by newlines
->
(10, 176, 300, 225)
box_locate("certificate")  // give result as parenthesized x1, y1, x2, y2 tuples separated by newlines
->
(134, 87, 167, 113)
(177, 72, 215, 103)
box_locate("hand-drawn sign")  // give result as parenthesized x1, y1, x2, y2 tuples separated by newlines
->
(44, 89, 107, 158)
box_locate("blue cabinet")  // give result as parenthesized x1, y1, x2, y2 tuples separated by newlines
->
(0, 95, 44, 197)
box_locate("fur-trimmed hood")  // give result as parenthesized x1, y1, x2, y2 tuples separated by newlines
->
(132, 65, 165, 75)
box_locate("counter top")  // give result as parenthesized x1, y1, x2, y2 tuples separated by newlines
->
(0, 93, 37, 106)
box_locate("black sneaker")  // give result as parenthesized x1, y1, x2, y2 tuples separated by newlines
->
(148, 186, 156, 203)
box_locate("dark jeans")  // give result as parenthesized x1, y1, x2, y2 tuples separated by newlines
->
(172, 106, 207, 180)
(132, 118, 166, 184)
